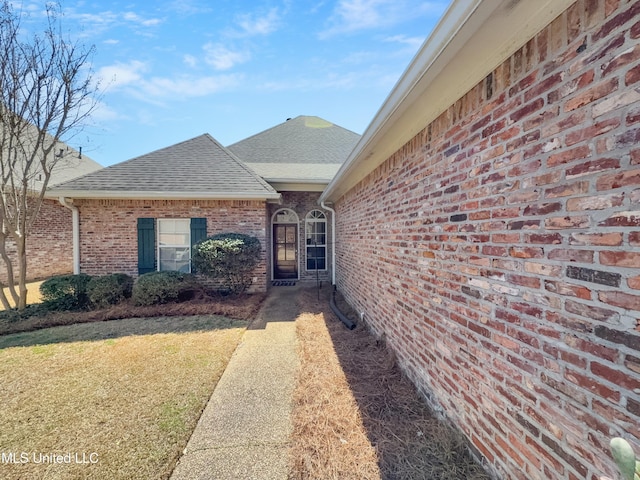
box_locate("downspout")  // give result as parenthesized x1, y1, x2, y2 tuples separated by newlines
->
(58, 197, 80, 274)
(320, 201, 336, 286)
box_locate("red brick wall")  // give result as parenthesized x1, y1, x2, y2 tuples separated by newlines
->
(76, 199, 269, 292)
(0, 198, 73, 284)
(268, 191, 333, 284)
(334, 1, 640, 479)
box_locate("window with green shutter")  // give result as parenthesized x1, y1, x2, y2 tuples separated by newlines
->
(138, 217, 207, 274)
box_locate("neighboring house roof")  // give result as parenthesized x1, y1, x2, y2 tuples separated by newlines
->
(48, 148, 102, 187)
(47, 134, 280, 200)
(1, 121, 102, 191)
(321, 0, 575, 202)
(228, 115, 360, 184)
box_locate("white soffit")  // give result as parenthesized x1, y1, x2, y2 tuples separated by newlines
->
(322, 0, 576, 202)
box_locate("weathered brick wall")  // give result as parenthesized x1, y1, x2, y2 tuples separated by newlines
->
(334, 1, 640, 479)
(76, 199, 269, 292)
(0, 198, 73, 284)
(268, 191, 333, 284)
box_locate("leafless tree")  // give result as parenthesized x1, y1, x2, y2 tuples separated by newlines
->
(0, 1, 99, 310)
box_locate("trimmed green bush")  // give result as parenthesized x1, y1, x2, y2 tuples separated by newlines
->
(192, 233, 261, 294)
(131, 271, 199, 306)
(87, 273, 134, 309)
(40, 274, 92, 311)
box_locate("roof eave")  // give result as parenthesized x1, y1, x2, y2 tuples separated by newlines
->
(264, 177, 331, 184)
(320, 0, 575, 203)
(45, 190, 281, 201)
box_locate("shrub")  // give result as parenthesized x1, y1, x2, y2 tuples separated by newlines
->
(87, 273, 134, 309)
(131, 271, 199, 306)
(40, 274, 92, 311)
(192, 233, 261, 294)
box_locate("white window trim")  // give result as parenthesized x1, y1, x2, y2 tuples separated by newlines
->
(305, 210, 327, 272)
(157, 218, 191, 273)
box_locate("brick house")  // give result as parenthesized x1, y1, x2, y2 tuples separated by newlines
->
(0, 146, 102, 284)
(47, 117, 360, 291)
(320, 0, 640, 479)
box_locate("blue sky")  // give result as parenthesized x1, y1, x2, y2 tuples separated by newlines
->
(23, 0, 449, 166)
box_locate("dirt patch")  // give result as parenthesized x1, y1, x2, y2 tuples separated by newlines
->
(0, 293, 265, 336)
(289, 287, 490, 479)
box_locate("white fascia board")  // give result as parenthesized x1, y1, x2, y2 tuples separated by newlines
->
(44, 190, 282, 201)
(269, 182, 327, 192)
(321, 0, 575, 203)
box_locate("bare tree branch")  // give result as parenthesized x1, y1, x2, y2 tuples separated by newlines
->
(0, 1, 100, 310)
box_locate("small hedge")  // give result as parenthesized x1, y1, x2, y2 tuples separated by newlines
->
(132, 271, 199, 306)
(40, 274, 92, 311)
(87, 273, 133, 309)
(192, 233, 262, 294)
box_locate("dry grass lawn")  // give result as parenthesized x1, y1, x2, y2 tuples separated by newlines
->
(289, 288, 490, 480)
(0, 280, 43, 310)
(0, 315, 247, 480)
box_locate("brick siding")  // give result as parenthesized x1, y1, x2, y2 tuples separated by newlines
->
(76, 198, 269, 292)
(0, 198, 73, 284)
(334, 1, 640, 479)
(268, 191, 333, 284)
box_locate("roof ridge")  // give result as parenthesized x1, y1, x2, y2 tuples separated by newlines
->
(202, 134, 276, 193)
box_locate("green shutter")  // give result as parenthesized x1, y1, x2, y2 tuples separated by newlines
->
(190, 218, 207, 273)
(190, 218, 207, 247)
(137, 218, 156, 275)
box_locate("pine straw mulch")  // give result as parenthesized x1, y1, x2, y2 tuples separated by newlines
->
(0, 292, 265, 337)
(289, 287, 490, 480)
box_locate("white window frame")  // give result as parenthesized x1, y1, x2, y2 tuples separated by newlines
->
(305, 210, 327, 272)
(157, 218, 191, 273)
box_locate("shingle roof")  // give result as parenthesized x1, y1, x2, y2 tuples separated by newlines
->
(48, 134, 279, 200)
(227, 116, 360, 182)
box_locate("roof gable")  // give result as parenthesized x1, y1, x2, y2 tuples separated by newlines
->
(48, 134, 279, 200)
(228, 116, 360, 184)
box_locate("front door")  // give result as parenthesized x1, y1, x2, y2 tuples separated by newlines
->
(273, 224, 298, 279)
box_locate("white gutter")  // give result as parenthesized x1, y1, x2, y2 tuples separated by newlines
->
(58, 197, 80, 274)
(320, 201, 336, 286)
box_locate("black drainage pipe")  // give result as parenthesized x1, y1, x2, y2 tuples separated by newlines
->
(330, 290, 356, 330)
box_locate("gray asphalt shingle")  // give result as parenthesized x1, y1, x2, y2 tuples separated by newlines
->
(49, 134, 278, 198)
(228, 116, 360, 182)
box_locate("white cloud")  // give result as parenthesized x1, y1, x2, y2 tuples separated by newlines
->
(123, 11, 163, 27)
(139, 74, 242, 98)
(384, 34, 424, 49)
(89, 100, 121, 123)
(183, 54, 198, 68)
(320, 0, 446, 37)
(203, 43, 250, 71)
(96, 61, 147, 89)
(236, 8, 281, 36)
(165, 0, 213, 17)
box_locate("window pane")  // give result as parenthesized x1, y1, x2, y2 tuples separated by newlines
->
(285, 227, 296, 243)
(158, 219, 190, 246)
(306, 246, 326, 270)
(159, 247, 190, 272)
(159, 232, 190, 246)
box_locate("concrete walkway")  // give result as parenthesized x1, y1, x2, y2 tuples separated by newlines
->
(170, 285, 302, 480)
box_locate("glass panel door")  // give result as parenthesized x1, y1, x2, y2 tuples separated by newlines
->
(273, 224, 298, 279)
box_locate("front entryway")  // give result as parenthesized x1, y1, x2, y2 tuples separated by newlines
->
(273, 223, 298, 279)
(272, 208, 299, 280)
